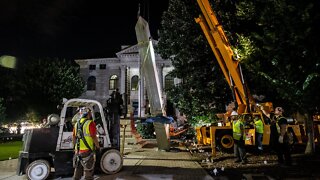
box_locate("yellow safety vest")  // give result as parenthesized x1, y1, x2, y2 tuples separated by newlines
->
(254, 119, 264, 134)
(74, 118, 94, 152)
(233, 120, 245, 140)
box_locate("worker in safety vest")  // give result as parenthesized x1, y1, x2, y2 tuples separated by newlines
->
(272, 107, 292, 166)
(253, 115, 264, 154)
(232, 111, 247, 164)
(72, 107, 100, 180)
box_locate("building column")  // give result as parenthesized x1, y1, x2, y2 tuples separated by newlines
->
(138, 72, 145, 117)
(120, 65, 126, 94)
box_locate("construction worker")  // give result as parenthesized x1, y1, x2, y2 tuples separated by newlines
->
(106, 88, 123, 150)
(72, 108, 100, 180)
(232, 111, 247, 164)
(253, 115, 264, 154)
(272, 107, 292, 166)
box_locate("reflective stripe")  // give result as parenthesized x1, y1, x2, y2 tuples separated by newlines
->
(82, 120, 91, 137)
(276, 121, 280, 133)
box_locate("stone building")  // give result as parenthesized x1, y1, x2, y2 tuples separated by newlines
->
(75, 41, 176, 117)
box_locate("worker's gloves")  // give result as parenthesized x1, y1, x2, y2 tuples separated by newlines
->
(278, 136, 284, 143)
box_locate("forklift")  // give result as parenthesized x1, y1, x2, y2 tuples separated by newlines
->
(17, 98, 123, 180)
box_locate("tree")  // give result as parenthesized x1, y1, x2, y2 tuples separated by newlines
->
(0, 65, 28, 121)
(0, 98, 6, 124)
(157, 0, 231, 123)
(230, 0, 320, 154)
(20, 58, 85, 116)
(0, 58, 85, 121)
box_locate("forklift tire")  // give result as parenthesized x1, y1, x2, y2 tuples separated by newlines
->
(100, 149, 123, 174)
(26, 159, 50, 180)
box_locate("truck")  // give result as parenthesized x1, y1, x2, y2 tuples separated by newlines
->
(17, 98, 123, 180)
(194, 0, 319, 156)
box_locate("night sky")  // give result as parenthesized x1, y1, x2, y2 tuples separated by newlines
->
(0, 0, 169, 60)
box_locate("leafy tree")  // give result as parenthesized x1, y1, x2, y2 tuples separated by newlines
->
(0, 58, 85, 122)
(20, 58, 85, 117)
(25, 109, 41, 123)
(0, 97, 6, 123)
(230, 0, 320, 154)
(157, 0, 231, 123)
(0, 66, 27, 121)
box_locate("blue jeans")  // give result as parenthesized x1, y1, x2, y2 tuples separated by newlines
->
(256, 133, 263, 151)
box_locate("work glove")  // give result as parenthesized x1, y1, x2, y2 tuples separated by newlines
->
(278, 136, 284, 143)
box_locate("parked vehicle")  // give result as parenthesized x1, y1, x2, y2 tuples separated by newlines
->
(0, 127, 10, 135)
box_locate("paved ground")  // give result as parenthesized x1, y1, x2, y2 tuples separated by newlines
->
(0, 158, 19, 180)
(105, 146, 213, 180)
(2, 142, 319, 180)
(0, 143, 213, 180)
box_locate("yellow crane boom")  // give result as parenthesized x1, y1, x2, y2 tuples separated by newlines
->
(195, 0, 254, 114)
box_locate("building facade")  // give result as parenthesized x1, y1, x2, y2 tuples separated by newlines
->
(75, 41, 176, 117)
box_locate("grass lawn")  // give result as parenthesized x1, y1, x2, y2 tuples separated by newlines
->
(0, 141, 23, 161)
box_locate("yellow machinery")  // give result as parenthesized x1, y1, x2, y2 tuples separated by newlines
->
(195, 0, 251, 115)
(194, 0, 318, 156)
(194, 0, 266, 156)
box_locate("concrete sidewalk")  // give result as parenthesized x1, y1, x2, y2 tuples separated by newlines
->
(0, 143, 213, 180)
(0, 158, 21, 180)
(105, 146, 213, 180)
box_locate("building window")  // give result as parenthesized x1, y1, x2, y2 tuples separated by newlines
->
(109, 75, 118, 90)
(131, 75, 139, 91)
(165, 74, 174, 90)
(87, 76, 96, 90)
(99, 64, 106, 69)
(89, 65, 96, 70)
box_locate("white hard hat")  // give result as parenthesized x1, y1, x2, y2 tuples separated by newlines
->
(79, 107, 89, 113)
(231, 111, 238, 116)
